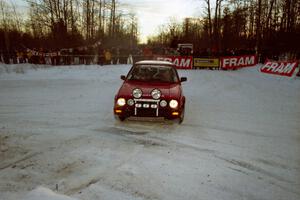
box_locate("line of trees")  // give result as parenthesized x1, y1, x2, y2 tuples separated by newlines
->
(1, 0, 299, 59)
(0, 0, 139, 53)
(149, 0, 300, 58)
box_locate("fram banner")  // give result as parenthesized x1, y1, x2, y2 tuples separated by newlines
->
(156, 56, 193, 69)
(260, 61, 298, 77)
(220, 55, 257, 70)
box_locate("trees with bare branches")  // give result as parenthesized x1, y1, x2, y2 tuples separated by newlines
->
(150, 0, 299, 58)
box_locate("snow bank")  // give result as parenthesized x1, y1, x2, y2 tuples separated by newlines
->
(22, 187, 78, 200)
(0, 63, 50, 75)
(0, 63, 108, 76)
(1, 63, 299, 78)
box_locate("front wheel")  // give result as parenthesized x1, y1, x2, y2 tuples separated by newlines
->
(178, 107, 185, 124)
(114, 115, 126, 121)
(118, 116, 126, 121)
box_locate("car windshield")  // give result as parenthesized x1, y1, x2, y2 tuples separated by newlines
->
(127, 65, 179, 83)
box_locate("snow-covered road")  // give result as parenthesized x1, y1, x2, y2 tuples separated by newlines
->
(0, 64, 300, 200)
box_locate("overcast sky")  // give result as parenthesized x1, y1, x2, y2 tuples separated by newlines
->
(12, 0, 203, 43)
(121, 0, 202, 42)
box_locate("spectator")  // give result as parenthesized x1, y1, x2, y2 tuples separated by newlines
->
(104, 49, 112, 65)
(97, 46, 104, 65)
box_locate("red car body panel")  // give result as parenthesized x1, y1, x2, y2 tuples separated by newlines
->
(117, 81, 182, 99)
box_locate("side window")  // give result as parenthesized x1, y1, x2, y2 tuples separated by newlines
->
(127, 66, 138, 80)
(170, 68, 179, 82)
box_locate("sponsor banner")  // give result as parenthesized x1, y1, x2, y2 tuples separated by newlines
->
(156, 56, 193, 69)
(220, 55, 257, 70)
(194, 58, 219, 68)
(260, 61, 298, 77)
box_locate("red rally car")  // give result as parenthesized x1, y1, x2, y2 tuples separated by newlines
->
(114, 60, 187, 123)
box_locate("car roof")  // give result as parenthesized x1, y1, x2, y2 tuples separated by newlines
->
(135, 60, 174, 66)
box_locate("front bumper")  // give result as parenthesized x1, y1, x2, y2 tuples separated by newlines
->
(114, 98, 182, 120)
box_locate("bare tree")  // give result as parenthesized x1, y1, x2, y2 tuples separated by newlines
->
(204, 0, 213, 47)
(213, 0, 223, 51)
(109, 0, 116, 37)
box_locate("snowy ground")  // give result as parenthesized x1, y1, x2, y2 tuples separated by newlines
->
(0, 64, 299, 200)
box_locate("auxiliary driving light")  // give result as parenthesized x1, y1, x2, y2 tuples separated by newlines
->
(151, 104, 158, 109)
(117, 98, 126, 106)
(135, 103, 142, 108)
(133, 88, 142, 98)
(160, 100, 167, 107)
(169, 100, 178, 109)
(151, 89, 161, 99)
(127, 99, 134, 106)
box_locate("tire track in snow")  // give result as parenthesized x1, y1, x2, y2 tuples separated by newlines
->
(217, 156, 300, 197)
(97, 126, 216, 154)
(0, 152, 42, 170)
(64, 144, 144, 196)
(98, 125, 300, 198)
(0, 133, 91, 172)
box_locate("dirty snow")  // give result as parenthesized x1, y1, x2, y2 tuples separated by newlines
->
(22, 187, 78, 200)
(0, 64, 300, 200)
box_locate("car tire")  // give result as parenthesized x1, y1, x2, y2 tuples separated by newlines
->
(179, 107, 185, 124)
(114, 115, 126, 121)
(118, 116, 126, 121)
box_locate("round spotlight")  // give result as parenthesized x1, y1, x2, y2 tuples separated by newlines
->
(169, 99, 178, 109)
(160, 100, 167, 107)
(132, 88, 142, 98)
(151, 89, 161, 99)
(117, 98, 126, 106)
(127, 99, 134, 106)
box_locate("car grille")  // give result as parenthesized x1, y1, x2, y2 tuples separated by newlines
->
(136, 108, 157, 117)
(134, 99, 159, 117)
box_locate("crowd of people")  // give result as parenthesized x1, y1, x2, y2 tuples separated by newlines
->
(0, 45, 298, 65)
(0, 47, 135, 65)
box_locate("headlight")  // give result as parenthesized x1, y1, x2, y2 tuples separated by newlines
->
(169, 100, 178, 108)
(117, 98, 126, 106)
(127, 99, 134, 106)
(160, 100, 167, 107)
(132, 88, 142, 98)
(151, 89, 161, 99)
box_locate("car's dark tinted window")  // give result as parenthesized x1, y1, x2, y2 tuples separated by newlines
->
(127, 65, 179, 83)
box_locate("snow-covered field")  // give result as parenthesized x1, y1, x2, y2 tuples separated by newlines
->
(0, 64, 299, 200)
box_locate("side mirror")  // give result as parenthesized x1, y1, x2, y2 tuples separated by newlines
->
(120, 75, 126, 80)
(180, 77, 187, 82)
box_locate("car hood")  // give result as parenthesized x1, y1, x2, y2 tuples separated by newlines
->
(117, 81, 181, 99)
